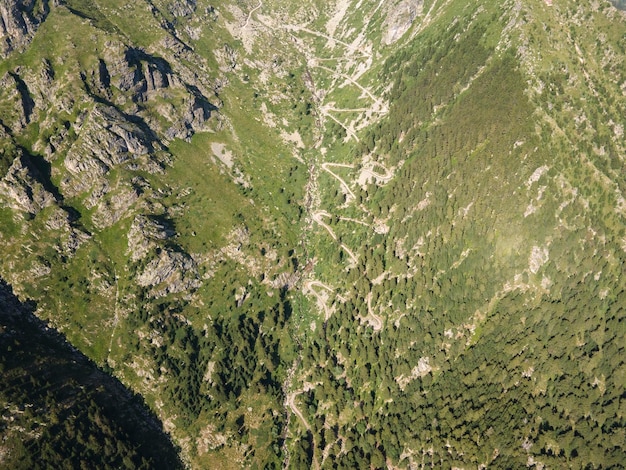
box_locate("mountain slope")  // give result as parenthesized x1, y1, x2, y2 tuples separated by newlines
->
(0, 0, 625, 468)
(281, 1, 626, 467)
(0, 279, 183, 468)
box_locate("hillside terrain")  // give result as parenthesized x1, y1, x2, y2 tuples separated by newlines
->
(1, 0, 625, 468)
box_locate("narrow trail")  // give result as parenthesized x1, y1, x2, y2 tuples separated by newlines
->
(339, 216, 370, 227)
(106, 269, 120, 363)
(323, 162, 354, 170)
(311, 211, 358, 264)
(365, 291, 383, 331)
(242, 0, 262, 30)
(304, 280, 334, 321)
(339, 243, 358, 265)
(314, 55, 371, 61)
(281, 357, 299, 470)
(282, 24, 369, 55)
(286, 389, 321, 470)
(322, 106, 376, 113)
(322, 111, 360, 142)
(313, 64, 387, 111)
(321, 162, 356, 201)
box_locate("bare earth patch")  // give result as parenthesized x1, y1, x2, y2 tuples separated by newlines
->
(211, 142, 234, 169)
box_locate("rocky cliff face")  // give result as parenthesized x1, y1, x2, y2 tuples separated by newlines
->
(0, 0, 49, 58)
(61, 104, 158, 196)
(127, 214, 176, 261)
(0, 278, 184, 469)
(137, 249, 200, 297)
(0, 151, 54, 215)
(0, 0, 218, 324)
(0, 70, 36, 131)
(382, 0, 423, 45)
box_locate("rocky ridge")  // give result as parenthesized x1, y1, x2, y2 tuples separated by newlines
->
(0, 0, 49, 58)
(0, 0, 221, 288)
(0, 151, 55, 215)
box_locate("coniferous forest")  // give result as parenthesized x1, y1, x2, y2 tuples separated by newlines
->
(1, 0, 625, 468)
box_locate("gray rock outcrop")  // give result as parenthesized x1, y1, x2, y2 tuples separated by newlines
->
(0, 71, 36, 131)
(127, 214, 175, 262)
(0, 0, 49, 58)
(164, 94, 215, 141)
(383, 0, 423, 45)
(167, 0, 196, 18)
(90, 184, 141, 229)
(110, 48, 177, 102)
(0, 151, 55, 215)
(137, 249, 200, 297)
(62, 104, 156, 196)
(43, 206, 90, 255)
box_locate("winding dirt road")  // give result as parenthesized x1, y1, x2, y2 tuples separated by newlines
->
(242, 0, 262, 30)
(321, 162, 356, 201)
(282, 24, 368, 55)
(313, 64, 388, 112)
(286, 392, 310, 431)
(253, 5, 397, 467)
(312, 211, 358, 264)
(312, 210, 336, 240)
(322, 105, 377, 113)
(339, 216, 370, 227)
(322, 111, 360, 142)
(286, 391, 321, 470)
(358, 163, 393, 185)
(304, 280, 335, 321)
(364, 291, 383, 331)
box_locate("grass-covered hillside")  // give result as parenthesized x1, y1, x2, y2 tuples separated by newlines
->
(1, 0, 625, 468)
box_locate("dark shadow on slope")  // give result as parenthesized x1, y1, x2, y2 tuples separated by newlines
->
(19, 149, 63, 202)
(8, 72, 35, 124)
(0, 279, 184, 469)
(62, 0, 120, 33)
(98, 58, 111, 89)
